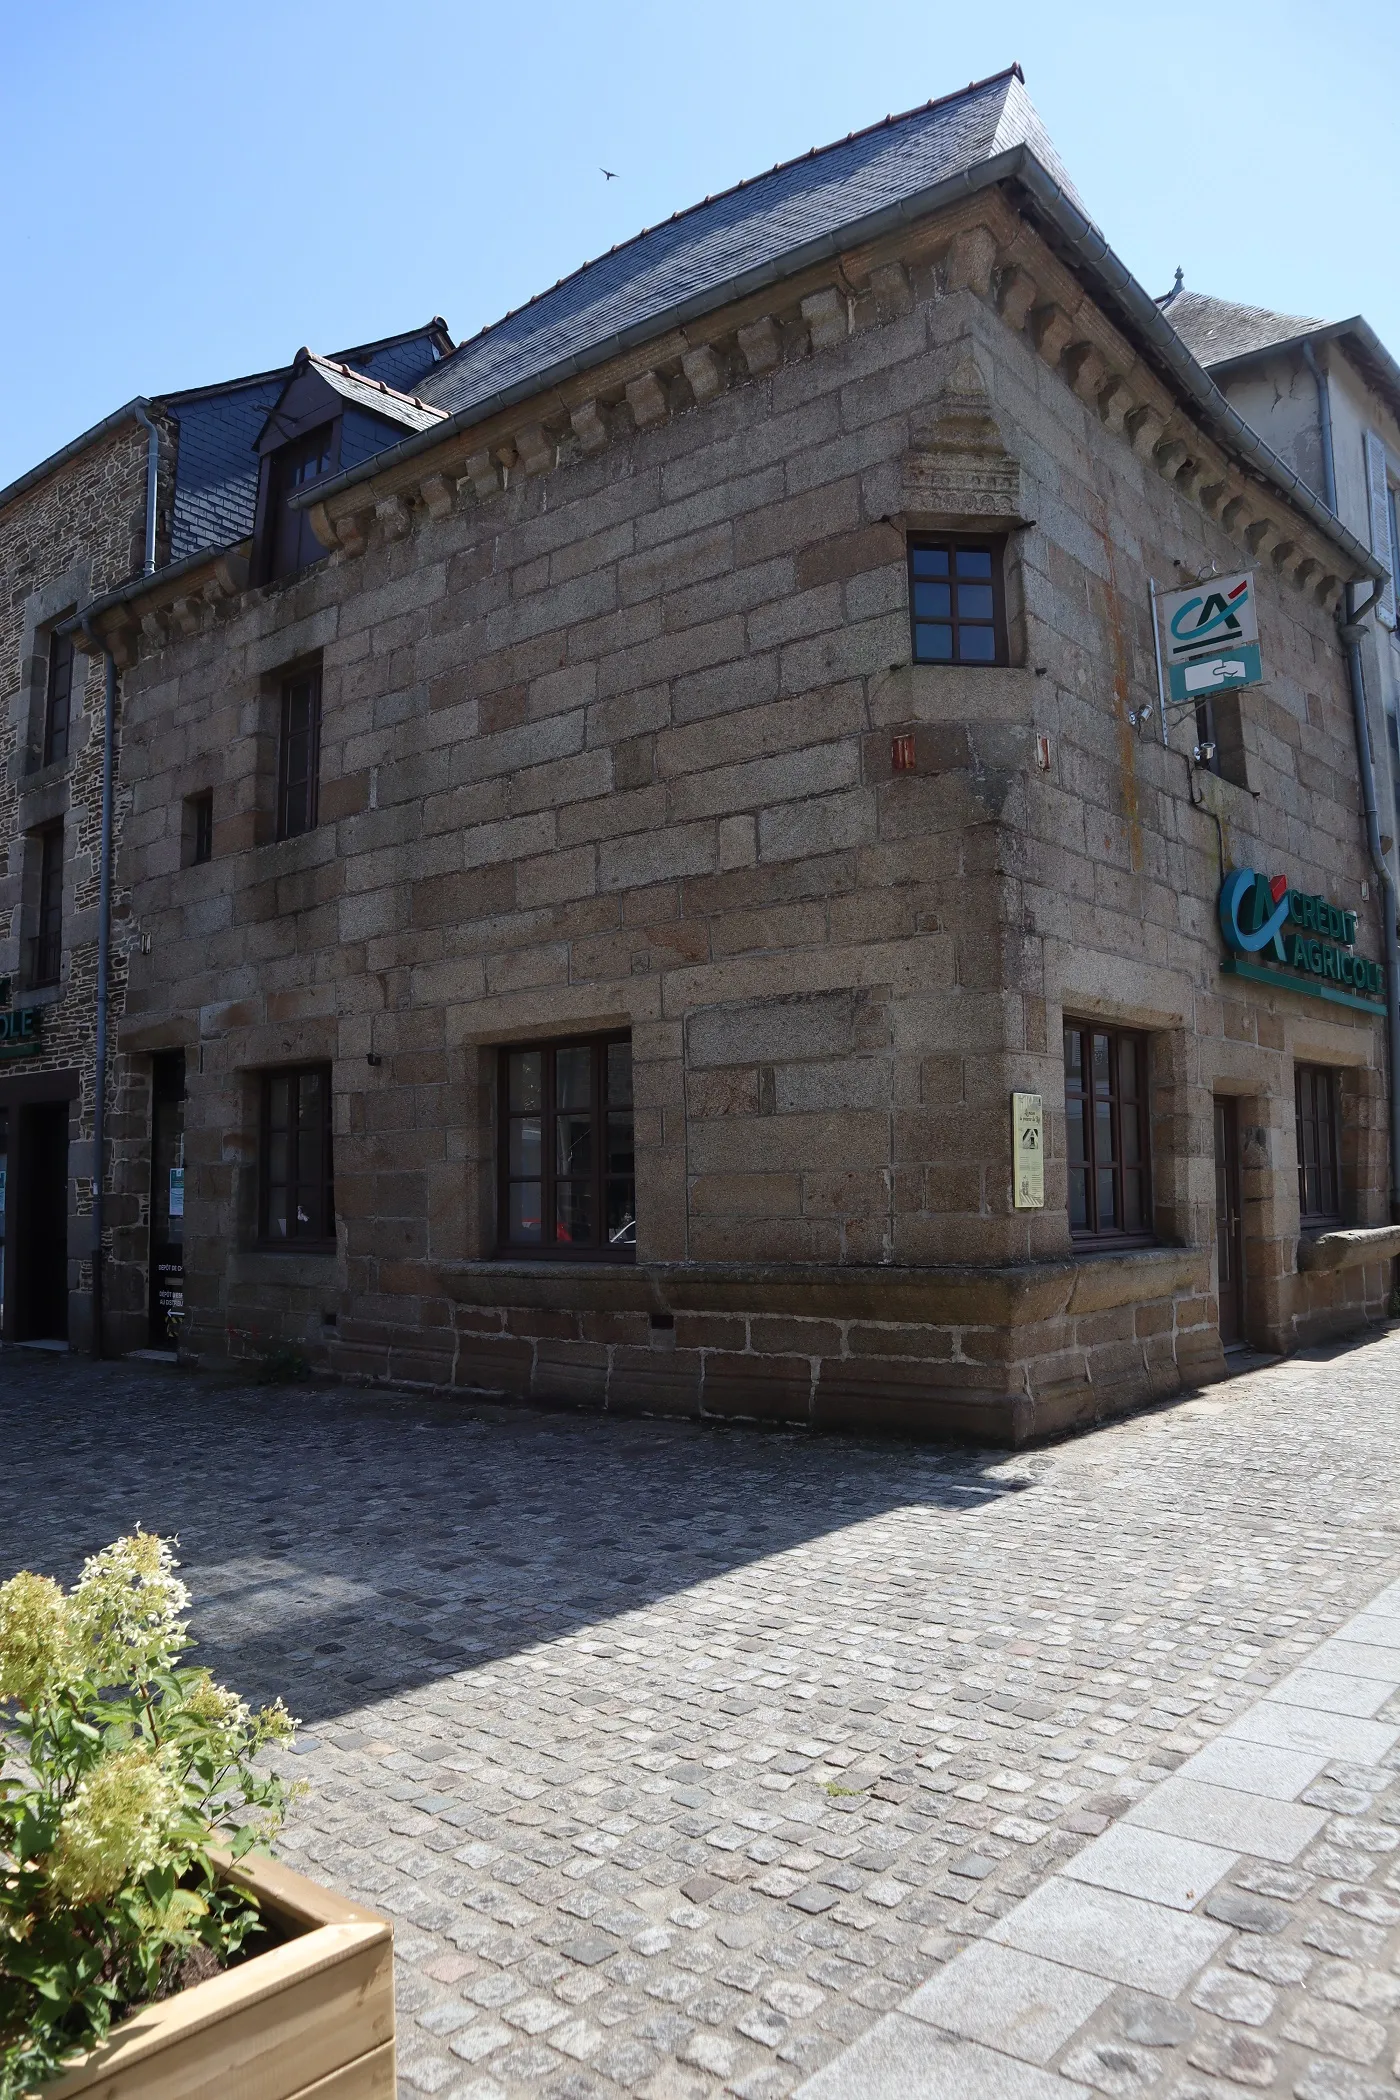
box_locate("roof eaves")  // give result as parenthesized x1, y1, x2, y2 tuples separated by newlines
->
(1202, 315, 1400, 430)
(287, 144, 1382, 586)
(0, 398, 152, 519)
(56, 536, 249, 635)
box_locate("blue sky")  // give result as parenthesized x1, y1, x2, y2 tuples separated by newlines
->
(2, 0, 1396, 489)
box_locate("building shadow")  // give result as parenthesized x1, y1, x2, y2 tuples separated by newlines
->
(0, 1356, 1041, 1728)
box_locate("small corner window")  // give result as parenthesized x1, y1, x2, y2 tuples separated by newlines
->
(185, 791, 214, 867)
(259, 1065, 334, 1244)
(908, 537, 1008, 666)
(42, 627, 75, 767)
(30, 823, 64, 987)
(277, 665, 321, 840)
(1063, 1022, 1153, 1242)
(1295, 1064, 1342, 1227)
(498, 1034, 635, 1260)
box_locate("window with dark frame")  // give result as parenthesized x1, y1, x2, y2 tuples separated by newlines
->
(190, 792, 214, 866)
(30, 824, 63, 987)
(908, 537, 1008, 666)
(42, 628, 75, 767)
(259, 1066, 334, 1245)
(1295, 1064, 1343, 1226)
(499, 1035, 635, 1259)
(277, 666, 321, 840)
(269, 424, 336, 581)
(1063, 1022, 1152, 1241)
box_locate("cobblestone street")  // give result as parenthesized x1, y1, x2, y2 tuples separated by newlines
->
(3, 1331, 1400, 2099)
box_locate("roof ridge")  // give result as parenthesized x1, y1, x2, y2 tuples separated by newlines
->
(436, 66, 1025, 369)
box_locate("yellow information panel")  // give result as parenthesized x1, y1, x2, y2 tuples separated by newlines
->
(1012, 1091, 1044, 1209)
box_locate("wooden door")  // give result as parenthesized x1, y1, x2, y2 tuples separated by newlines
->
(1213, 1096, 1245, 1347)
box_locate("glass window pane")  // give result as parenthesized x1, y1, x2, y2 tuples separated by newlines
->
(1066, 1099, 1086, 1167)
(914, 622, 953, 661)
(955, 548, 993, 578)
(509, 1051, 542, 1113)
(1118, 1038, 1138, 1097)
(1092, 1035, 1111, 1088)
(913, 580, 952, 619)
(297, 1070, 322, 1126)
(957, 626, 997, 662)
(1094, 1101, 1114, 1167)
(911, 546, 949, 578)
(956, 582, 995, 620)
(267, 1189, 289, 1238)
(510, 1116, 541, 1176)
(606, 1180, 636, 1248)
(269, 1077, 291, 1132)
(607, 1111, 634, 1179)
(509, 1183, 542, 1242)
(1122, 1170, 1144, 1233)
(607, 1040, 633, 1107)
(556, 1180, 594, 1245)
(1097, 1166, 1117, 1228)
(268, 1134, 289, 1187)
(1065, 1028, 1083, 1081)
(556, 1046, 591, 1110)
(556, 1112, 593, 1179)
(1068, 1165, 1088, 1230)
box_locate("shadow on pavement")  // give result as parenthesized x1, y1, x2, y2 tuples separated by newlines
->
(0, 1355, 1039, 1727)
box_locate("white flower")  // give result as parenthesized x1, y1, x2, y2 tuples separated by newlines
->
(48, 1747, 182, 1905)
(68, 1529, 191, 1683)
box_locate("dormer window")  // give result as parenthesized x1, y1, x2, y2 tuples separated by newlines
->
(268, 424, 337, 581)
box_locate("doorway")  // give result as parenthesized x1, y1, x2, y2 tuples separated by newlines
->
(1213, 1096, 1245, 1348)
(14, 1099, 70, 1341)
(148, 1052, 186, 1346)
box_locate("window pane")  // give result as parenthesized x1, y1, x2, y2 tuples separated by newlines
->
(957, 626, 997, 662)
(607, 1041, 633, 1107)
(269, 1076, 291, 1132)
(1066, 1098, 1086, 1167)
(914, 622, 953, 661)
(1068, 1165, 1088, 1230)
(955, 548, 993, 578)
(509, 1051, 542, 1113)
(556, 1046, 591, 1110)
(606, 1181, 637, 1248)
(956, 582, 995, 620)
(556, 1180, 593, 1245)
(913, 580, 951, 619)
(1064, 1028, 1083, 1082)
(1096, 1166, 1117, 1227)
(1092, 1034, 1111, 1089)
(509, 1183, 542, 1242)
(606, 1111, 634, 1179)
(556, 1111, 592, 1180)
(1094, 1100, 1114, 1167)
(911, 546, 949, 578)
(510, 1116, 541, 1176)
(1122, 1170, 1144, 1234)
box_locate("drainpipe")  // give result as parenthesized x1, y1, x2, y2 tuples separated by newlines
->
(83, 627, 118, 1355)
(1304, 342, 1400, 1216)
(131, 402, 159, 574)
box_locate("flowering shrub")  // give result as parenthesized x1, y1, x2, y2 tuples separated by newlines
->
(0, 1532, 295, 2095)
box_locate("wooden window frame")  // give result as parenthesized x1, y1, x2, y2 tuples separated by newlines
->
(258, 1064, 335, 1247)
(30, 823, 63, 987)
(276, 665, 322, 841)
(42, 627, 75, 768)
(497, 1033, 636, 1263)
(1063, 1021, 1154, 1245)
(262, 421, 340, 584)
(1295, 1064, 1343, 1228)
(907, 535, 1009, 667)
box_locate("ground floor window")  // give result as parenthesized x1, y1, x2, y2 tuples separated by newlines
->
(499, 1035, 635, 1259)
(1295, 1064, 1342, 1226)
(259, 1065, 334, 1244)
(1064, 1022, 1152, 1241)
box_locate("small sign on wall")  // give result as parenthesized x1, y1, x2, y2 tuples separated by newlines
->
(1012, 1092, 1044, 1209)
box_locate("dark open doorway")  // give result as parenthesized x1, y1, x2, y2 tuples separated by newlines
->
(1213, 1096, 1246, 1349)
(14, 1099, 70, 1342)
(148, 1052, 186, 1347)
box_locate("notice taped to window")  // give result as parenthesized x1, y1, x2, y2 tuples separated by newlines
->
(1012, 1091, 1044, 1209)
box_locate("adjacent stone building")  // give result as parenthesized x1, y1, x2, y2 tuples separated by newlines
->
(20, 66, 1400, 1438)
(0, 322, 452, 1350)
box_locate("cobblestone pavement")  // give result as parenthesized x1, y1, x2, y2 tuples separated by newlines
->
(3, 1329, 1399, 2100)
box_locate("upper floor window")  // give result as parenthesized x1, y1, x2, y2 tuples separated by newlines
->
(42, 629, 74, 767)
(31, 823, 63, 987)
(1295, 1065, 1342, 1226)
(498, 1035, 635, 1260)
(268, 425, 336, 581)
(908, 538, 1008, 666)
(1064, 1022, 1152, 1243)
(277, 666, 321, 840)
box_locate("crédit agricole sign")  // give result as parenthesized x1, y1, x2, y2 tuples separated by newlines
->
(1219, 869, 1385, 1014)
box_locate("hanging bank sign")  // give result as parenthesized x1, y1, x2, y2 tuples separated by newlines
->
(0, 980, 42, 1060)
(1160, 570, 1263, 702)
(1219, 869, 1385, 1014)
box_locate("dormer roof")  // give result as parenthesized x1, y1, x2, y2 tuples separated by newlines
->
(254, 354, 448, 454)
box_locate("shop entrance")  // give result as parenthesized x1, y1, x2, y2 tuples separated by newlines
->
(1213, 1096, 1245, 1348)
(14, 1099, 70, 1342)
(148, 1052, 186, 1347)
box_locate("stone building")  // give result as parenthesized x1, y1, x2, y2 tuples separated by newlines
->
(0, 322, 452, 1349)
(38, 67, 1400, 1437)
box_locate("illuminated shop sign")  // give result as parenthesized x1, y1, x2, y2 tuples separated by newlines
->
(1218, 869, 1385, 1013)
(0, 980, 42, 1060)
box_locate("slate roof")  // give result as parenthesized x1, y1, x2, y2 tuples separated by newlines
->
(165, 325, 450, 562)
(290, 357, 447, 436)
(418, 67, 1085, 422)
(1159, 286, 1327, 367)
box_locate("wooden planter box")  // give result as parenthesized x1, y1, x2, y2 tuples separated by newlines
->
(37, 1854, 394, 2099)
